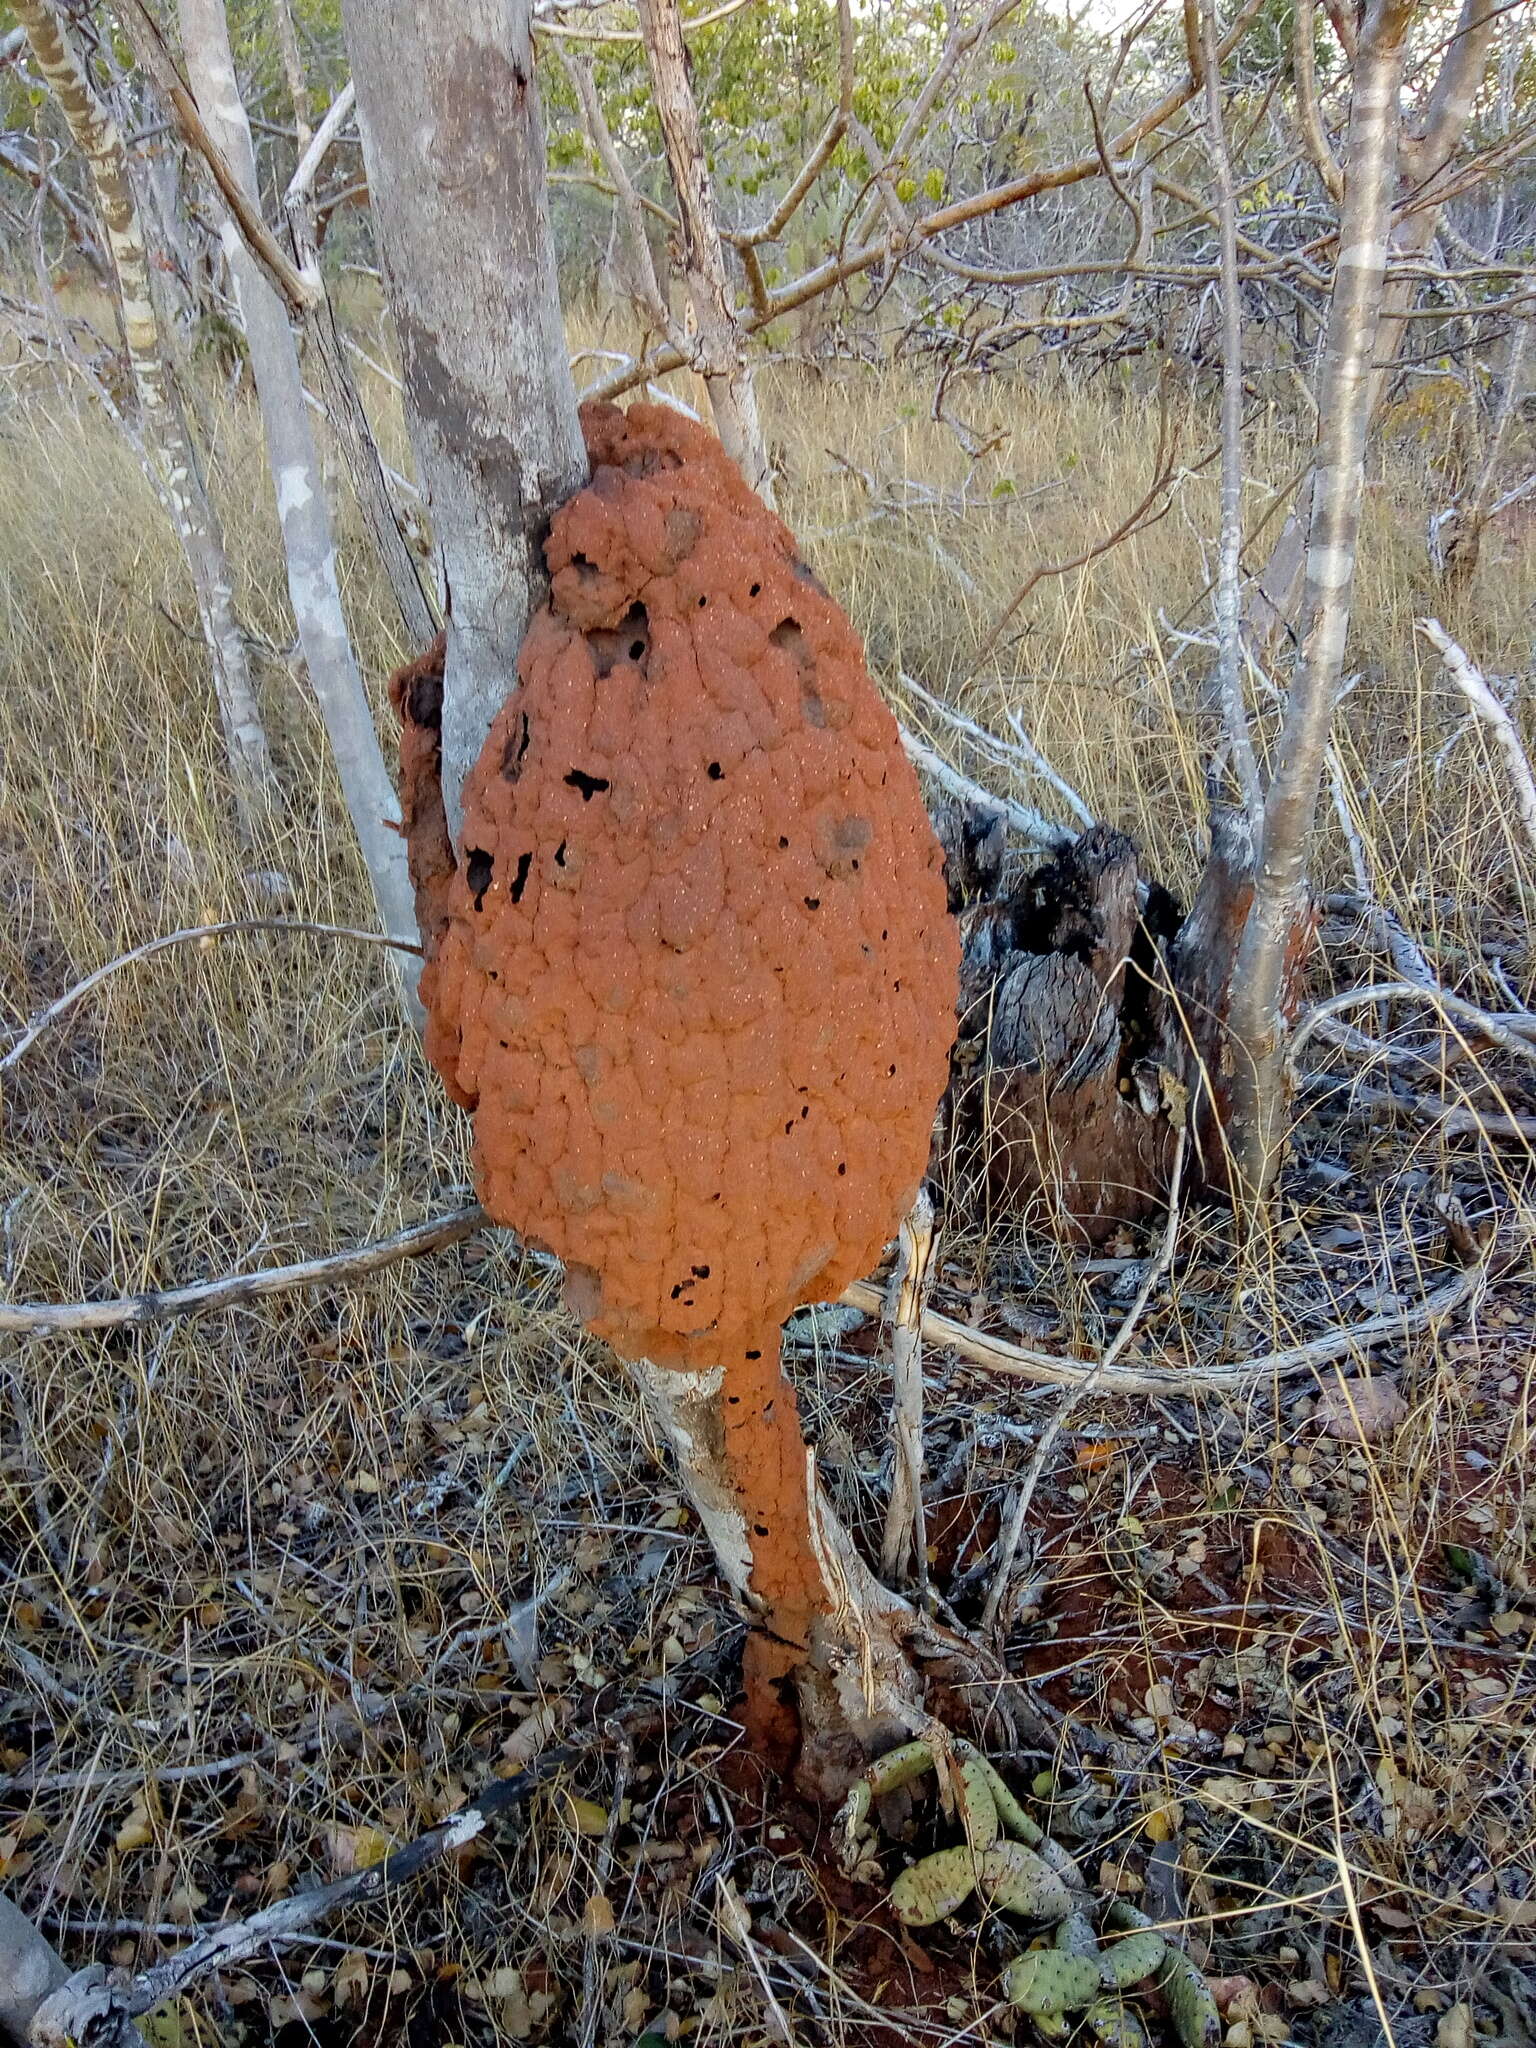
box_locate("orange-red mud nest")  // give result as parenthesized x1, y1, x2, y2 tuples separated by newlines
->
(393, 402, 957, 1369)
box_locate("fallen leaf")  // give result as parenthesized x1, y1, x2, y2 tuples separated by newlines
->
(583, 1891, 616, 1936)
(561, 1794, 610, 1838)
(1286, 1979, 1332, 2008)
(333, 1950, 369, 2010)
(1076, 1439, 1129, 1471)
(1315, 1376, 1407, 1443)
(1437, 2004, 1474, 2048)
(326, 1823, 392, 1874)
(113, 1801, 154, 1854)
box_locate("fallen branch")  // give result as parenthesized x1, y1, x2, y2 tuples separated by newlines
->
(2, 920, 422, 1077)
(898, 727, 1071, 850)
(1417, 617, 1536, 857)
(1289, 980, 1536, 1076)
(5, 1182, 1498, 1393)
(0, 1893, 69, 2048)
(842, 1238, 1503, 1396)
(24, 1751, 569, 2048)
(0, 1208, 484, 1336)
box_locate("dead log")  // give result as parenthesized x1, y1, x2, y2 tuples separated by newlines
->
(943, 805, 1313, 1239)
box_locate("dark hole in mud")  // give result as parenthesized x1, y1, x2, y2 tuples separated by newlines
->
(510, 851, 532, 904)
(590, 601, 649, 680)
(707, 762, 724, 780)
(564, 768, 611, 800)
(500, 712, 531, 782)
(466, 847, 493, 911)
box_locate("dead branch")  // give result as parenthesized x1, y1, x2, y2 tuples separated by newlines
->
(0, 1207, 484, 1336)
(848, 1210, 1529, 1394)
(113, 0, 316, 312)
(24, 1752, 569, 2048)
(897, 728, 1072, 850)
(1288, 980, 1536, 1075)
(972, 384, 1181, 669)
(1417, 618, 1536, 854)
(2, 919, 421, 1077)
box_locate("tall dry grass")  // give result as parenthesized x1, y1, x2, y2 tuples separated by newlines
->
(1, 326, 1535, 2042)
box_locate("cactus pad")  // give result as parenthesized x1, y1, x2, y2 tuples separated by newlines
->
(888, 1845, 978, 1926)
(1085, 1995, 1153, 2048)
(1100, 1930, 1168, 1988)
(975, 1841, 1074, 1920)
(1002, 1950, 1103, 2014)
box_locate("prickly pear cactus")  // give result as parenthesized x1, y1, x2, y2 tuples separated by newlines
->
(976, 1840, 1074, 1920)
(1085, 1995, 1154, 2048)
(1003, 1950, 1103, 2015)
(888, 1845, 978, 1926)
(1099, 1929, 1168, 1988)
(836, 1735, 1221, 2046)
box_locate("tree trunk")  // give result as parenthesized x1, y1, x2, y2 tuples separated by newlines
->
(1248, 0, 1496, 648)
(1225, 0, 1418, 1205)
(348, 0, 917, 1782)
(339, 0, 588, 840)
(282, 85, 441, 654)
(177, 0, 421, 1014)
(14, 0, 277, 836)
(634, 0, 774, 504)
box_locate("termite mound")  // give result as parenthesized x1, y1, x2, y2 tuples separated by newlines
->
(394, 401, 959, 1370)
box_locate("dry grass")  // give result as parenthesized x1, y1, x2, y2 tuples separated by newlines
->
(2, 324, 1536, 2047)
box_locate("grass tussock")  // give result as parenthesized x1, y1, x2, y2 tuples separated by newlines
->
(2, 330, 1536, 2045)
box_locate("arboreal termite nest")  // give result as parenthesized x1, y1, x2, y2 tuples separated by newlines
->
(394, 403, 957, 1641)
